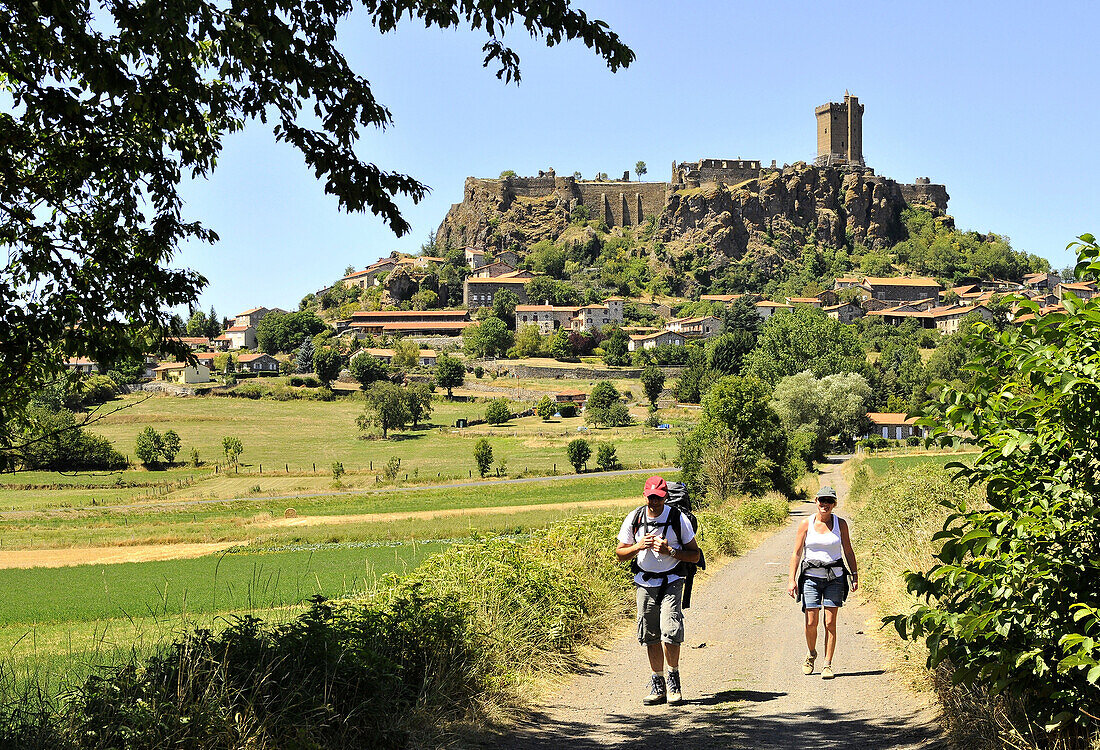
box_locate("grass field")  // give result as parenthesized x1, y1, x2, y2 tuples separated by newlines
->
(861, 451, 979, 477)
(0, 543, 446, 625)
(0, 472, 656, 550)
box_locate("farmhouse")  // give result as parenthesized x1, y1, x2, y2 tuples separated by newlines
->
(153, 362, 211, 384)
(665, 315, 722, 339)
(628, 330, 685, 351)
(555, 389, 588, 406)
(347, 310, 472, 338)
(224, 325, 257, 350)
(237, 353, 280, 374)
(860, 277, 942, 304)
(865, 413, 923, 441)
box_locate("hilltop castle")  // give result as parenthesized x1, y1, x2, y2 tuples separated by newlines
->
(436, 95, 949, 249)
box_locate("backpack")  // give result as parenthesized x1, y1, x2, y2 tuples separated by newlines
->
(629, 482, 706, 608)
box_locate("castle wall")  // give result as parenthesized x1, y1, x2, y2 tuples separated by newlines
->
(575, 181, 667, 227)
(899, 182, 949, 213)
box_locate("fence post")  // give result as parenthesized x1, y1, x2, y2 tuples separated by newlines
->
(370, 460, 373, 470)
(259, 464, 262, 474)
(313, 463, 316, 472)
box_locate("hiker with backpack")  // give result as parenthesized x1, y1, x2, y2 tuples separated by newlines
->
(786, 485, 859, 679)
(616, 475, 702, 706)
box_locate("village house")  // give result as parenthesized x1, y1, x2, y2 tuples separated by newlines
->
(628, 330, 685, 352)
(358, 348, 439, 367)
(192, 352, 217, 369)
(865, 413, 924, 441)
(665, 315, 722, 339)
(173, 336, 210, 350)
(1023, 272, 1062, 293)
(860, 277, 943, 304)
(224, 325, 257, 350)
(211, 334, 232, 351)
(234, 307, 273, 329)
(572, 298, 625, 331)
(236, 353, 280, 375)
(755, 300, 794, 319)
(463, 276, 531, 309)
(65, 358, 99, 375)
(464, 246, 487, 269)
(834, 276, 862, 289)
(1057, 281, 1098, 302)
(347, 310, 472, 338)
(515, 304, 576, 334)
(786, 297, 824, 308)
(867, 303, 995, 334)
(700, 293, 743, 306)
(555, 389, 588, 406)
(472, 261, 518, 278)
(153, 362, 211, 384)
(824, 301, 864, 324)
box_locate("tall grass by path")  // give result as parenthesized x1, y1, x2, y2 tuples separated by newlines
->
(0, 491, 788, 748)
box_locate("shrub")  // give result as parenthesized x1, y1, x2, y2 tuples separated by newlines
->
(161, 429, 181, 464)
(484, 398, 511, 425)
(558, 403, 577, 418)
(473, 439, 493, 477)
(595, 444, 620, 471)
(473, 366, 484, 379)
(331, 461, 345, 480)
(382, 456, 401, 481)
(905, 435, 921, 446)
(222, 436, 243, 466)
(734, 493, 790, 528)
(134, 426, 163, 467)
(645, 413, 660, 428)
(566, 438, 590, 473)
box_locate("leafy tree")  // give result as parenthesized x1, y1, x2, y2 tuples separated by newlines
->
(499, 170, 517, 178)
(678, 375, 787, 496)
(720, 297, 763, 339)
(295, 337, 315, 374)
(513, 325, 544, 358)
(463, 317, 513, 358)
(549, 329, 575, 360)
(473, 438, 493, 478)
(888, 237, 1100, 735)
(404, 383, 433, 428)
(1, 1, 633, 456)
(222, 436, 243, 467)
(355, 381, 411, 439)
(313, 347, 344, 388)
(186, 310, 209, 338)
(527, 241, 567, 278)
(634, 161, 647, 179)
(525, 277, 581, 307)
(257, 312, 329, 355)
(349, 352, 389, 388)
(587, 381, 620, 412)
(485, 398, 512, 425)
(435, 354, 465, 399)
(604, 401, 634, 427)
(602, 327, 630, 366)
(536, 395, 556, 421)
(391, 339, 420, 370)
(161, 429, 182, 464)
(745, 307, 867, 384)
(491, 289, 520, 326)
(641, 365, 666, 408)
(566, 438, 591, 473)
(596, 443, 621, 471)
(135, 427, 164, 468)
(14, 407, 126, 471)
(705, 330, 754, 375)
(769, 371, 871, 456)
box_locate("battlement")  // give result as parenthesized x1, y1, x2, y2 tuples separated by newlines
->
(816, 93, 864, 167)
(672, 158, 762, 186)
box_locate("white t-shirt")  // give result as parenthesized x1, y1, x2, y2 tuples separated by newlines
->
(618, 505, 696, 587)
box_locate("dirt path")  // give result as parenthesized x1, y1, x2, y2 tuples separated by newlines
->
(485, 458, 946, 750)
(0, 542, 238, 569)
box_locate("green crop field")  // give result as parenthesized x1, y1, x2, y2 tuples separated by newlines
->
(0, 543, 446, 625)
(0, 471, 658, 550)
(861, 451, 979, 476)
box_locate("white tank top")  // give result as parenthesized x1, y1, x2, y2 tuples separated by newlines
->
(804, 514, 844, 579)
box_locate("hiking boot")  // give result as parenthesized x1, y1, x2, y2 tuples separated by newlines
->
(643, 674, 666, 705)
(822, 664, 836, 680)
(802, 652, 817, 675)
(666, 670, 682, 705)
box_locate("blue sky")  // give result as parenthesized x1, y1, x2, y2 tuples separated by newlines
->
(176, 0, 1100, 318)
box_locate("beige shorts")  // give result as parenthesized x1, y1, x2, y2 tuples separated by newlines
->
(636, 578, 685, 645)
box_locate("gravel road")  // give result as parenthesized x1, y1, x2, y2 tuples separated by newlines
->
(483, 458, 947, 749)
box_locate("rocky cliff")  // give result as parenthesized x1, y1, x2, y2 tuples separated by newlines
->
(435, 165, 950, 276)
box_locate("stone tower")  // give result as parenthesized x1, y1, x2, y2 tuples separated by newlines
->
(815, 93, 864, 167)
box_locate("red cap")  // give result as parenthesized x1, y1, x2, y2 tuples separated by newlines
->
(643, 476, 668, 498)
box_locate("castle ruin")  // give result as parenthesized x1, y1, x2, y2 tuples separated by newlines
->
(438, 95, 947, 242)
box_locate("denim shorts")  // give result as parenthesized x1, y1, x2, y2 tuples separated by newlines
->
(801, 575, 846, 610)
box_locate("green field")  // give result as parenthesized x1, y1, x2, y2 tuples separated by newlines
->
(0, 543, 445, 625)
(861, 451, 979, 476)
(0, 471, 655, 550)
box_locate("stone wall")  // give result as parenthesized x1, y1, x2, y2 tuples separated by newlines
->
(899, 182, 950, 213)
(574, 181, 668, 227)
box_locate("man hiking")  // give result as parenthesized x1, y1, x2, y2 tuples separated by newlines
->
(616, 475, 702, 706)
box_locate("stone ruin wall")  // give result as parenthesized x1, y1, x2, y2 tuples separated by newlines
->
(574, 181, 669, 227)
(898, 179, 949, 213)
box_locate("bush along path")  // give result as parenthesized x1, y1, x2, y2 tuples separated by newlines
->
(487, 459, 946, 750)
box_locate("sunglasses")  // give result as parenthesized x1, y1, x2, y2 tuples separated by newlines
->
(816, 497, 837, 505)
